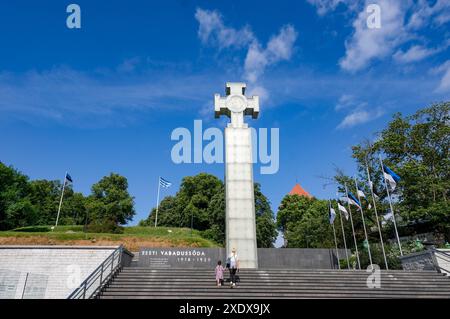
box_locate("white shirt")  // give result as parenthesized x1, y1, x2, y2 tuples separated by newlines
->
(229, 253, 238, 269)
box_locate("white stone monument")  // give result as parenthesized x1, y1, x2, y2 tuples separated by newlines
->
(214, 82, 259, 269)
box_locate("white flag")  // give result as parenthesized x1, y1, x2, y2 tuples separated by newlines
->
(357, 189, 366, 198)
(383, 172, 397, 190)
(369, 181, 380, 199)
(384, 209, 394, 222)
(329, 207, 336, 224)
(337, 203, 349, 220)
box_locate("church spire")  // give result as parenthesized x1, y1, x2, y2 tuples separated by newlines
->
(289, 183, 312, 198)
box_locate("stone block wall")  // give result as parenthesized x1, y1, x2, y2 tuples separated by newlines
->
(0, 246, 119, 299)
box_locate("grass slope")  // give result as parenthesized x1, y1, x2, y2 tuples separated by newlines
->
(0, 226, 219, 251)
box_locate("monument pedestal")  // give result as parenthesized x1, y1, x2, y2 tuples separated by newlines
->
(225, 126, 258, 269)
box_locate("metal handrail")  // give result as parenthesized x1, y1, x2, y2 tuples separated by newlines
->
(430, 248, 450, 275)
(432, 249, 450, 259)
(67, 245, 124, 299)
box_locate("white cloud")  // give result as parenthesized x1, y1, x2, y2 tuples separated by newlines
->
(194, 8, 254, 50)
(0, 66, 220, 126)
(309, 0, 450, 71)
(247, 85, 269, 101)
(244, 25, 297, 85)
(337, 110, 370, 128)
(306, 0, 354, 16)
(334, 93, 369, 112)
(335, 94, 355, 110)
(433, 60, 450, 93)
(195, 8, 297, 102)
(340, 0, 406, 72)
(393, 45, 438, 64)
(407, 0, 450, 30)
(334, 93, 383, 129)
(267, 25, 298, 61)
(337, 108, 383, 129)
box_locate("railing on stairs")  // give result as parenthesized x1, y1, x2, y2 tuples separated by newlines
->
(430, 248, 450, 275)
(67, 245, 126, 299)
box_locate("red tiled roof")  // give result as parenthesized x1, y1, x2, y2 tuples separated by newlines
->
(289, 183, 312, 198)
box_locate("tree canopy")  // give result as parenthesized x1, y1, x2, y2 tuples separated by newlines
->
(277, 194, 335, 248)
(0, 162, 134, 231)
(276, 102, 449, 268)
(346, 102, 449, 240)
(140, 173, 277, 247)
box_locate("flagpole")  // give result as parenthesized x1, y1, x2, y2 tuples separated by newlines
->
(154, 176, 161, 228)
(344, 182, 361, 270)
(379, 156, 403, 256)
(329, 201, 340, 270)
(337, 201, 350, 270)
(354, 178, 373, 268)
(55, 171, 67, 230)
(366, 162, 389, 269)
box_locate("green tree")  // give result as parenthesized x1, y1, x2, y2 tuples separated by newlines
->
(277, 194, 335, 248)
(204, 184, 226, 244)
(254, 183, 278, 248)
(139, 195, 180, 227)
(86, 173, 135, 227)
(0, 162, 37, 230)
(348, 102, 450, 240)
(178, 173, 223, 230)
(28, 179, 61, 225)
(27, 179, 88, 226)
(140, 173, 277, 247)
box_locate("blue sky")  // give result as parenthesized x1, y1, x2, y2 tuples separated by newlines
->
(1, 0, 449, 236)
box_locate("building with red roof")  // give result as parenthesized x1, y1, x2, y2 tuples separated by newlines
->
(289, 183, 313, 198)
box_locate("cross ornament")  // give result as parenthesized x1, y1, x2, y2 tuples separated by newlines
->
(214, 82, 259, 128)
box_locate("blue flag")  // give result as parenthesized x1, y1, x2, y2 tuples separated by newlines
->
(348, 192, 361, 208)
(383, 165, 401, 190)
(383, 165, 400, 182)
(65, 173, 73, 183)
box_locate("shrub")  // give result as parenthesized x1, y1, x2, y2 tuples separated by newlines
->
(86, 219, 124, 234)
(12, 226, 51, 232)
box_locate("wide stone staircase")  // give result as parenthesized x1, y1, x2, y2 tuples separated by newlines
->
(98, 268, 450, 299)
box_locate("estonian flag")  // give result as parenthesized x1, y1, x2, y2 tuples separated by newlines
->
(65, 173, 73, 184)
(159, 177, 172, 188)
(383, 165, 400, 190)
(357, 188, 366, 199)
(357, 187, 372, 209)
(329, 206, 336, 224)
(337, 202, 349, 220)
(348, 192, 361, 208)
(369, 181, 380, 199)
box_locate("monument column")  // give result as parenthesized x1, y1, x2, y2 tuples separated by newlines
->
(214, 82, 259, 269)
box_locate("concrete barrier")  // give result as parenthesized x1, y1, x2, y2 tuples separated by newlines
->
(0, 246, 122, 299)
(138, 247, 351, 269)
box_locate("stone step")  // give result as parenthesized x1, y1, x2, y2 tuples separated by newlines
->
(110, 278, 450, 286)
(119, 272, 444, 278)
(99, 290, 450, 298)
(111, 274, 450, 282)
(107, 282, 450, 288)
(98, 268, 450, 299)
(99, 295, 435, 299)
(122, 268, 441, 274)
(104, 286, 450, 293)
(118, 269, 444, 275)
